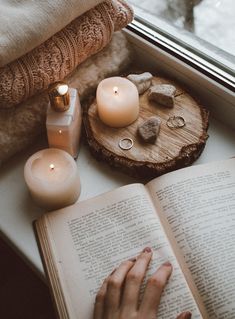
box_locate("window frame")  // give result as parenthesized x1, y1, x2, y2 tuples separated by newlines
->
(127, 17, 235, 92)
(124, 21, 235, 130)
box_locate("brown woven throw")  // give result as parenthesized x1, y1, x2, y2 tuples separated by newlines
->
(0, 0, 133, 109)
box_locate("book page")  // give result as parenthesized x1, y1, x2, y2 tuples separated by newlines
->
(147, 159, 235, 318)
(40, 183, 202, 319)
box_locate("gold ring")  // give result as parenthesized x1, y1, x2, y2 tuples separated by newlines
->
(119, 138, 134, 150)
(166, 116, 185, 129)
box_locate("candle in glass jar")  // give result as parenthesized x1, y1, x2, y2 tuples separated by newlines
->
(96, 77, 139, 128)
(24, 148, 81, 210)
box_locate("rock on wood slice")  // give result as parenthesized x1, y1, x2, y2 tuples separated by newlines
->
(83, 76, 209, 179)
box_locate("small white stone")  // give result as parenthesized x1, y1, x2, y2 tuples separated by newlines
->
(148, 84, 176, 108)
(127, 72, 153, 94)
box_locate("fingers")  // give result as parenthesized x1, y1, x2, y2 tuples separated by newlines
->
(93, 277, 108, 319)
(94, 249, 181, 319)
(140, 261, 172, 316)
(104, 260, 135, 313)
(121, 247, 153, 311)
(94, 259, 135, 319)
(176, 311, 192, 319)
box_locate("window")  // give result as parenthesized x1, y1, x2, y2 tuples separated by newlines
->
(128, 0, 235, 91)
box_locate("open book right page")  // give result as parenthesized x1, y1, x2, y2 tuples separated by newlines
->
(146, 158, 235, 318)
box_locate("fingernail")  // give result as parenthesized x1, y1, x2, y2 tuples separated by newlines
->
(129, 257, 136, 262)
(162, 261, 172, 267)
(183, 311, 192, 319)
(143, 247, 152, 253)
(110, 268, 116, 275)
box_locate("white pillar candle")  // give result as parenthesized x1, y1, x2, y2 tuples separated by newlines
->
(96, 77, 139, 128)
(24, 148, 81, 210)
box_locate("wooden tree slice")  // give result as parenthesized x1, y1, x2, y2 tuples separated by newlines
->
(83, 76, 209, 179)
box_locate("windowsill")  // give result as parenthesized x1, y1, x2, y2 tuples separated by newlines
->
(125, 26, 235, 130)
(0, 115, 234, 280)
(126, 20, 235, 91)
(0, 29, 234, 280)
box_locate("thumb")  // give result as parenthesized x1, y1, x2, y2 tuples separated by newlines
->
(176, 311, 192, 319)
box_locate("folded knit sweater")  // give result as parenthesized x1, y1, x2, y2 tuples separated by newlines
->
(0, 0, 104, 66)
(0, 0, 133, 109)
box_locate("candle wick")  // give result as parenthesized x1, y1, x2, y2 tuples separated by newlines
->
(113, 86, 118, 95)
(50, 164, 55, 170)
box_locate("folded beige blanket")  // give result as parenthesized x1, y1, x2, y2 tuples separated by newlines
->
(0, 32, 132, 165)
(0, 0, 133, 109)
(0, 0, 104, 66)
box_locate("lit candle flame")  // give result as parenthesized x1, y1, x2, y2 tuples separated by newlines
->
(57, 84, 69, 95)
(49, 164, 55, 170)
(113, 86, 119, 94)
(59, 130, 62, 134)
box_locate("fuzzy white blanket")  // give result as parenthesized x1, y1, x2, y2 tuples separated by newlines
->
(0, 0, 103, 66)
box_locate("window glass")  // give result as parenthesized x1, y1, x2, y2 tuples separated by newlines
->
(129, 0, 235, 74)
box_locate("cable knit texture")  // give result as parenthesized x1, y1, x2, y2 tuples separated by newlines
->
(0, 0, 133, 109)
(0, 0, 105, 66)
(0, 32, 132, 165)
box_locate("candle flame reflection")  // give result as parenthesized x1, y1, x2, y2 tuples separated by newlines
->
(49, 164, 55, 170)
(113, 86, 119, 94)
(57, 84, 69, 96)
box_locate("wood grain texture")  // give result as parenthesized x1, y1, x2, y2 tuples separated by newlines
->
(83, 76, 209, 179)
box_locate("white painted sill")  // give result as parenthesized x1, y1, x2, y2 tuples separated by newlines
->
(0, 29, 234, 280)
(124, 27, 235, 130)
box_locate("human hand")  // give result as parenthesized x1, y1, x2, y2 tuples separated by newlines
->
(94, 247, 191, 319)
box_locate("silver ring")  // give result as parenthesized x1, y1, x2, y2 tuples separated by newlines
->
(119, 138, 134, 150)
(166, 116, 185, 129)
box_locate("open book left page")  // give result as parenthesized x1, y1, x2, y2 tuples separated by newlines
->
(36, 183, 202, 319)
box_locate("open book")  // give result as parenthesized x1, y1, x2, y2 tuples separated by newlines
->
(35, 158, 235, 319)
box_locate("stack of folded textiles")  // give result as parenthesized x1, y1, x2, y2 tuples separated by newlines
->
(0, 0, 133, 164)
